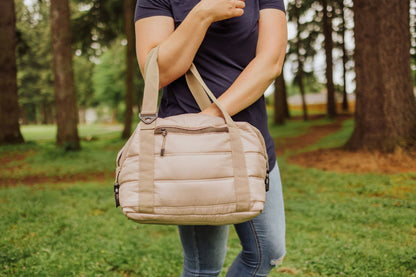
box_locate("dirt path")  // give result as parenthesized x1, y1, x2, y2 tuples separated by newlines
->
(276, 118, 344, 156)
(279, 116, 416, 174)
(288, 148, 416, 174)
(0, 171, 113, 187)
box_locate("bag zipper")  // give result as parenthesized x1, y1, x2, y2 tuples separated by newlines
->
(155, 126, 229, 156)
(160, 128, 167, 156)
(265, 169, 270, 192)
(154, 126, 228, 134)
(114, 171, 120, 207)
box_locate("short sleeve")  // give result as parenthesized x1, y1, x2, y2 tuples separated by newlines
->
(134, 0, 173, 22)
(259, 0, 286, 13)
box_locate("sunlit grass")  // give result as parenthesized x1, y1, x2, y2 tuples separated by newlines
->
(20, 124, 124, 141)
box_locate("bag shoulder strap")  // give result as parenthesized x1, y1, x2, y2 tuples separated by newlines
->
(139, 47, 251, 213)
(140, 46, 236, 127)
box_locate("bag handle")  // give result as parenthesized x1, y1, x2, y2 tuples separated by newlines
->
(139, 46, 160, 124)
(185, 64, 237, 128)
(140, 46, 237, 128)
(185, 70, 212, 111)
(138, 46, 251, 214)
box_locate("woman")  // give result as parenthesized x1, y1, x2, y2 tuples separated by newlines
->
(134, 0, 287, 276)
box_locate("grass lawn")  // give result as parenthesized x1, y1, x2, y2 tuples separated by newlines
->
(0, 120, 415, 276)
(20, 124, 123, 142)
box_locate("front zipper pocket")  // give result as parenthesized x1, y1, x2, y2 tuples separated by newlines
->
(154, 126, 229, 157)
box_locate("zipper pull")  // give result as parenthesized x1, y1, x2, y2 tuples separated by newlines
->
(114, 182, 120, 207)
(160, 128, 167, 156)
(265, 170, 270, 192)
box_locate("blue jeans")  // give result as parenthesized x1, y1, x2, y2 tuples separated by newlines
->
(178, 162, 286, 277)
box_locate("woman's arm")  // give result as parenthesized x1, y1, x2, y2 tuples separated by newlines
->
(200, 9, 287, 117)
(135, 0, 246, 89)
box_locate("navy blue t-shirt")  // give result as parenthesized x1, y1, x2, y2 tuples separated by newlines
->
(135, 0, 285, 171)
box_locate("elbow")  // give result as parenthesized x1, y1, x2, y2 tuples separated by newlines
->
(263, 59, 283, 84)
(256, 53, 285, 83)
(158, 64, 188, 89)
(138, 49, 186, 89)
(270, 59, 284, 81)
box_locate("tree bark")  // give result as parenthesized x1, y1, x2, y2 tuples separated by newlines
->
(274, 71, 288, 125)
(50, 0, 80, 150)
(0, 0, 24, 144)
(346, 0, 416, 152)
(280, 68, 290, 119)
(322, 0, 337, 118)
(298, 67, 308, 121)
(295, 4, 308, 121)
(121, 0, 135, 139)
(340, 0, 349, 112)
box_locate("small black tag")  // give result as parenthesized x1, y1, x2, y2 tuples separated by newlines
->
(265, 171, 270, 192)
(114, 182, 120, 207)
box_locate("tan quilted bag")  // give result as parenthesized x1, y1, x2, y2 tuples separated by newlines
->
(114, 47, 269, 225)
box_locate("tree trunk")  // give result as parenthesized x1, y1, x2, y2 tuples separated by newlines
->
(295, 4, 308, 121)
(341, 0, 349, 112)
(21, 106, 28, 125)
(322, 0, 337, 118)
(40, 101, 54, 125)
(45, 101, 55, 124)
(279, 68, 290, 119)
(121, 0, 135, 139)
(274, 71, 288, 125)
(112, 109, 117, 123)
(0, 0, 24, 144)
(346, 0, 416, 152)
(22, 104, 36, 124)
(298, 68, 308, 121)
(41, 102, 48, 125)
(50, 0, 80, 150)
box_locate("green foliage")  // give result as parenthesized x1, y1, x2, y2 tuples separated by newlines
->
(15, 0, 137, 125)
(92, 39, 144, 122)
(16, 0, 54, 124)
(286, 0, 355, 95)
(71, 0, 124, 57)
(73, 54, 96, 108)
(287, 72, 325, 95)
(92, 40, 126, 116)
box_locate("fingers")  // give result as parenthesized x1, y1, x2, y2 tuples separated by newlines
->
(235, 0, 245, 9)
(197, 0, 246, 22)
(232, 0, 245, 17)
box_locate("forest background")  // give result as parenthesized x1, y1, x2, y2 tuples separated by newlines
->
(0, 0, 416, 276)
(1, 0, 416, 151)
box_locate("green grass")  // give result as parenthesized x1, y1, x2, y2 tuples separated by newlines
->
(1, 121, 415, 276)
(0, 182, 182, 276)
(0, 136, 124, 181)
(20, 124, 124, 142)
(269, 117, 336, 140)
(313, 118, 355, 149)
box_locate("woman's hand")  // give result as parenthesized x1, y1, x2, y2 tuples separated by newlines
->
(208, 9, 287, 117)
(195, 0, 246, 23)
(136, 0, 246, 88)
(200, 104, 223, 118)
